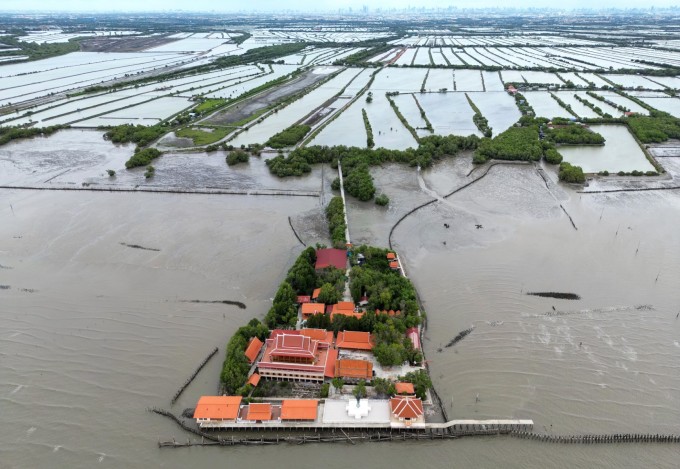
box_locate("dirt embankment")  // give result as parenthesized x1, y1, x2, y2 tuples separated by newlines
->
(204, 69, 330, 127)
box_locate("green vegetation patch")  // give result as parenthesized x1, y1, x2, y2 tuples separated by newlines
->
(326, 196, 348, 248)
(627, 111, 680, 143)
(558, 162, 586, 183)
(265, 124, 311, 148)
(545, 124, 605, 145)
(474, 125, 543, 164)
(220, 318, 270, 394)
(175, 126, 230, 146)
(266, 134, 479, 178)
(193, 98, 227, 114)
(125, 148, 162, 169)
(343, 165, 376, 202)
(103, 124, 167, 147)
(226, 149, 250, 166)
(0, 125, 66, 146)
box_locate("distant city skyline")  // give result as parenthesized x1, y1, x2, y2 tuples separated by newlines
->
(2, 0, 679, 12)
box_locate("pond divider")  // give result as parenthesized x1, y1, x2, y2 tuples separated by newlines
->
(170, 347, 219, 405)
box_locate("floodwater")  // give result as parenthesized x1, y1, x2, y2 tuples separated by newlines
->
(558, 125, 656, 173)
(2, 132, 680, 468)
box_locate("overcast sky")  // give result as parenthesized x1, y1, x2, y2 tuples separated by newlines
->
(1, 0, 677, 12)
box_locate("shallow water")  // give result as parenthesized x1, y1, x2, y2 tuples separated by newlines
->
(1, 138, 680, 468)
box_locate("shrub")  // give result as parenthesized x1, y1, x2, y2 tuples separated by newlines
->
(544, 148, 563, 164)
(227, 149, 250, 166)
(331, 177, 340, 190)
(320, 383, 330, 398)
(125, 148, 161, 169)
(375, 194, 389, 206)
(344, 165, 375, 201)
(144, 165, 155, 179)
(558, 162, 585, 183)
(106, 169, 116, 177)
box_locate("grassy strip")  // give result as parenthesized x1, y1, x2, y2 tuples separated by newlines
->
(193, 98, 228, 114)
(549, 92, 579, 118)
(175, 126, 230, 146)
(386, 94, 421, 142)
(574, 94, 605, 117)
(326, 196, 347, 247)
(586, 91, 630, 113)
(465, 93, 492, 137)
(411, 95, 434, 132)
(427, 48, 435, 66)
(265, 124, 311, 148)
(420, 69, 430, 93)
(440, 47, 451, 66)
(362, 108, 375, 148)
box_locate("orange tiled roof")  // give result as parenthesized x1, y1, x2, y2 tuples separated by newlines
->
(390, 395, 424, 419)
(386, 252, 396, 260)
(280, 400, 318, 420)
(269, 334, 318, 360)
(300, 328, 333, 344)
(312, 288, 321, 299)
(395, 382, 415, 395)
(376, 309, 401, 317)
(336, 359, 373, 379)
(301, 303, 325, 318)
(324, 348, 338, 378)
(246, 403, 272, 421)
(336, 330, 373, 350)
(193, 396, 242, 420)
(244, 337, 264, 364)
(247, 373, 261, 387)
(389, 261, 400, 269)
(335, 301, 355, 311)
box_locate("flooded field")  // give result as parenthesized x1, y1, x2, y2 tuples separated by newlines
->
(558, 125, 656, 173)
(2, 132, 680, 468)
(4, 20, 680, 469)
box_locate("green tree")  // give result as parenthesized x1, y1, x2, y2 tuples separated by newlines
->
(317, 282, 341, 305)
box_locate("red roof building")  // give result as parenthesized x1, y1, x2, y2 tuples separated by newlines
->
(389, 261, 400, 271)
(315, 248, 347, 270)
(336, 331, 374, 350)
(280, 400, 318, 421)
(330, 302, 363, 320)
(386, 252, 397, 261)
(269, 334, 318, 363)
(390, 395, 424, 421)
(245, 403, 273, 421)
(247, 373, 261, 387)
(193, 396, 242, 423)
(257, 331, 334, 382)
(244, 337, 264, 364)
(301, 302, 326, 319)
(336, 359, 373, 380)
(312, 288, 321, 300)
(300, 328, 334, 345)
(395, 382, 415, 395)
(297, 295, 311, 304)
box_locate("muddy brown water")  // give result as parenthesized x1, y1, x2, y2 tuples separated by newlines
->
(1, 134, 680, 468)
